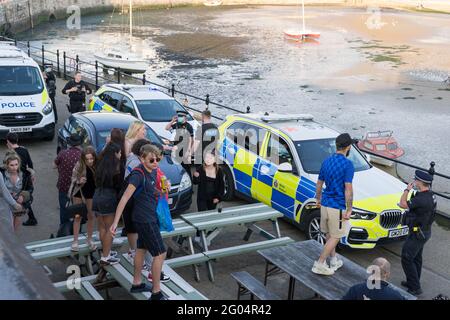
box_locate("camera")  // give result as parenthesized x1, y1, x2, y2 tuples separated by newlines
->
(76, 84, 83, 94)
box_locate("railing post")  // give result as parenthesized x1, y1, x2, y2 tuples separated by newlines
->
(95, 60, 99, 90)
(14, 38, 17, 46)
(171, 83, 175, 97)
(205, 94, 210, 110)
(429, 161, 436, 188)
(75, 55, 79, 72)
(142, 74, 146, 85)
(56, 49, 60, 77)
(27, 41, 30, 57)
(246, 106, 251, 113)
(41, 44, 45, 68)
(117, 68, 121, 84)
(63, 51, 67, 80)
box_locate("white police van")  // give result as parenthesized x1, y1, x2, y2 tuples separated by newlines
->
(0, 42, 55, 140)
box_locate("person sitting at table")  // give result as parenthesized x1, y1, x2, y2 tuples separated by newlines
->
(342, 257, 406, 300)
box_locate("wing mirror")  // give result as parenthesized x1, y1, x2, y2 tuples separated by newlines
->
(278, 162, 293, 173)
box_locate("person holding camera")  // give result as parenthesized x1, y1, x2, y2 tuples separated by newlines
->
(165, 113, 194, 178)
(43, 66, 58, 122)
(398, 170, 437, 296)
(62, 71, 92, 114)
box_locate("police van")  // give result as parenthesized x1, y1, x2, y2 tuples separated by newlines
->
(0, 43, 55, 140)
(218, 113, 409, 249)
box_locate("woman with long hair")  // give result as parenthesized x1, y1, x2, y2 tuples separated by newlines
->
(193, 152, 224, 212)
(69, 146, 97, 252)
(125, 121, 147, 157)
(1, 152, 33, 231)
(93, 143, 122, 265)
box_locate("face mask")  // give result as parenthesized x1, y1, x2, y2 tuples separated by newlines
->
(412, 182, 419, 191)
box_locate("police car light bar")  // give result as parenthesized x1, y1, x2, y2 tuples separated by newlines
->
(261, 114, 314, 122)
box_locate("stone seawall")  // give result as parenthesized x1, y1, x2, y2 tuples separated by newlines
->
(0, 0, 449, 36)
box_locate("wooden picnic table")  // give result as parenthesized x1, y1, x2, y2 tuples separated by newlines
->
(180, 203, 284, 282)
(258, 240, 416, 300)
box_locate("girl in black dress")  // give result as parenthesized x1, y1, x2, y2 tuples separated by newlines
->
(69, 146, 97, 252)
(193, 152, 224, 211)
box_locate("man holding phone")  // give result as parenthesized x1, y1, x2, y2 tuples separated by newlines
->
(398, 170, 436, 296)
(165, 112, 194, 178)
(62, 72, 92, 114)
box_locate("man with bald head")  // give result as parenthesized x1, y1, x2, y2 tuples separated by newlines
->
(342, 258, 406, 300)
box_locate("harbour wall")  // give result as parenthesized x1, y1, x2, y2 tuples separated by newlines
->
(0, 0, 449, 36)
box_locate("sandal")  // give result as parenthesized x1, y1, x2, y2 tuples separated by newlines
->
(71, 242, 79, 252)
(87, 240, 97, 251)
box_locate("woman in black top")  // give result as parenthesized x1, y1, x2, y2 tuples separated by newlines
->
(93, 143, 122, 265)
(193, 152, 224, 211)
(69, 146, 97, 252)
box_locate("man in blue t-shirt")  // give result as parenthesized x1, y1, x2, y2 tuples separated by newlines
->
(111, 144, 168, 301)
(313, 133, 355, 276)
(343, 258, 406, 300)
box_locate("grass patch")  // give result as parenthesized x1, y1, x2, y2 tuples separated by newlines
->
(370, 54, 402, 64)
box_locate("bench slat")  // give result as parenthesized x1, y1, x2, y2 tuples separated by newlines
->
(78, 281, 104, 300)
(231, 271, 281, 300)
(165, 253, 209, 268)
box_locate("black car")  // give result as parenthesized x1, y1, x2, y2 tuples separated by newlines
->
(57, 111, 192, 213)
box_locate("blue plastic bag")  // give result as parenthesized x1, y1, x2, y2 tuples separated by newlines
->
(157, 195, 174, 232)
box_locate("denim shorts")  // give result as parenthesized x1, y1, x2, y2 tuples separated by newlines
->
(92, 188, 118, 216)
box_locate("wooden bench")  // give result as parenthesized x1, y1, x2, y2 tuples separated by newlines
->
(231, 271, 281, 300)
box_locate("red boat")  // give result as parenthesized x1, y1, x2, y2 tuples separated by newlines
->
(357, 131, 405, 167)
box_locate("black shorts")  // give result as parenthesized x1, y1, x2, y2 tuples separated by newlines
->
(135, 222, 166, 257)
(92, 188, 117, 216)
(123, 201, 137, 234)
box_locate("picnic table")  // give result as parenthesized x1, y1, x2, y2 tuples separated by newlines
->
(258, 240, 416, 300)
(180, 203, 285, 282)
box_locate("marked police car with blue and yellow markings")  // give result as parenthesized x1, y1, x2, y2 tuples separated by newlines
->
(218, 113, 409, 249)
(0, 43, 55, 140)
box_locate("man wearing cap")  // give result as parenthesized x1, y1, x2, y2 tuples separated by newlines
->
(398, 170, 437, 296)
(313, 133, 356, 276)
(54, 134, 82, 236)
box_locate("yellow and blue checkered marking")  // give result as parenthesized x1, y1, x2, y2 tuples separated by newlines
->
(296, 176, 316, 203)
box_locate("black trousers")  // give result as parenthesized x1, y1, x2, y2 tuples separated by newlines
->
(197, 198, 217, 212)
(69, 100, 85, 114)
(50, 94, 58, 122)
(401, 231, 431, 291)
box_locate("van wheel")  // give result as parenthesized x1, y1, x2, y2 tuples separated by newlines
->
(221, 165, 235, 201)
(304, 210, 327, 245)
(44, 130, 55, 141)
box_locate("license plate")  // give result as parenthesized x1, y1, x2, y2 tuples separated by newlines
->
(9, 127, 32, 133)
(168, 198, 173, 205)
(389, 227, 409, 238)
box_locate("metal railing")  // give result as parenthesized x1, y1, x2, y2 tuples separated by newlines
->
(0, 36, 250, 121)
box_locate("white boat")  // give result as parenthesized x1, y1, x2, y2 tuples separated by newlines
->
(203, 0, 222, 6)
(283, 0, 320, 41)
(95, 0, 148, 74)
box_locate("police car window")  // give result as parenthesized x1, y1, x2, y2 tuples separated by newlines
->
(120, 96, 137, 117)
(267, 134, 296, 169)
(135, 99, 193, 122)
(108, 92, 123, 109)
(99, 91, 113, 104)
(0, 66, 44, 95)
(226, 122, 247, 145)
(295, 138, 371, 174)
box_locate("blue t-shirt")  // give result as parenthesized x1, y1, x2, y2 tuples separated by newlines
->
(342, 281, 406, 300)
(128, 164, 158, 224)
(318, 153, 354, 210)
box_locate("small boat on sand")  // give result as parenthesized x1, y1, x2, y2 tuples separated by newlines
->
(283, 0, 320, 41)
(357, 130, 405, 167)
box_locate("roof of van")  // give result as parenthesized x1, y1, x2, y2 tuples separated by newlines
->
(0, 46, 39, 67)
(103, 84, 174, 101)
(232, 113, 340, 141)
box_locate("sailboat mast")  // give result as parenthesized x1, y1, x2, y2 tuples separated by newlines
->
(129, 0, 133, 44)
(302, 0, 305, 33)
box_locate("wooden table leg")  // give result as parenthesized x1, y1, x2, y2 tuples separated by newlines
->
(187, 236, 201, 282)
(272, 219, 282, 238)
(200, 230, 214, 282)
(288, 276, 296, 300)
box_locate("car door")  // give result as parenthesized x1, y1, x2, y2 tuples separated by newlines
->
(263, 132, 301, 220)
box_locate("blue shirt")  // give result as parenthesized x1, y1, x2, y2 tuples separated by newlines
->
(128, 164, 158, 224)
(318, 153, 354, 210)
(342, 281, 406, 300)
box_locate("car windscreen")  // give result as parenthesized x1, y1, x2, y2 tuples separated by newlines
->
(0, 66, 44, 95)
(96, 124, 162, 152)
(295, 138, 371, 174)
(135, 99, 193, 122)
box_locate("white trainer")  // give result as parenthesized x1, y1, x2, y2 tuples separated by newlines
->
(312, 261, 335, 276)
(330, 256, 343, 271)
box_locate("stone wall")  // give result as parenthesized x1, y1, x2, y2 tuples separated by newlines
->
(0, 0, 449, 36)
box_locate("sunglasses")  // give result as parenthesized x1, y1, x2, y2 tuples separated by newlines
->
(149, 157, 161, 164)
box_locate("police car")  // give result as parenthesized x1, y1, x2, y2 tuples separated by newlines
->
(0, 43, 55, 140)
(218, 113, 409, 249)
(88, 84, 200, 141)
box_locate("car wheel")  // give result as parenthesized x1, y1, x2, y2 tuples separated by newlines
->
(44, 130, 55, 141)
(221, 164, 235, 201)
(305, 210, 327, 245)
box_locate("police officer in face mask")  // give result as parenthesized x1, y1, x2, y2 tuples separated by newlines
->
(43, 66, 57, 122)
(398, 170, 437, 296)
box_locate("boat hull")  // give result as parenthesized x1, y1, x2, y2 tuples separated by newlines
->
(283, 30, 321, 40)
(94, 55, 148, 74)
